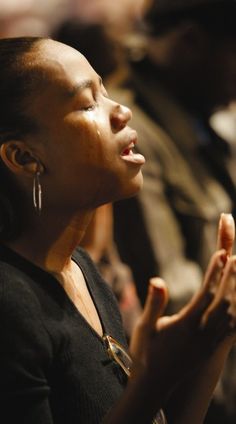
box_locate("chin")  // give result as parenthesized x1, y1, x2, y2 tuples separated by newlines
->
(94, 170, 143, 205)
(117, 172, 144, 201)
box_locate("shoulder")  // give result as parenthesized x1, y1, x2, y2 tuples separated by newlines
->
(0, 257, 34, 300)
(0, 257, 41, 305)
(0, 261, 52, 418)
(0, 257, 52, 352)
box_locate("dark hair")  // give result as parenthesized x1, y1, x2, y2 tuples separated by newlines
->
(144, 1, 236, 37)
(0, 37, 43, 240)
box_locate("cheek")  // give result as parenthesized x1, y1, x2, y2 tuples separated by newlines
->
(51, 121, 96, 172)
(75, 116, 114, 170)
(48, 113, 116, 179)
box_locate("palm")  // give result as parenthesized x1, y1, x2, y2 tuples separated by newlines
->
(130, 250, 236, 393)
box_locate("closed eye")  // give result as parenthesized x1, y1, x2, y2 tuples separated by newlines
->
(75, 77, 108, 112)
(83, 102, 97, 111)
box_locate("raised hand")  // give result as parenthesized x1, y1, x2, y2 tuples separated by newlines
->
(130, 219, 236, 398)
(105, 215, 236, 424)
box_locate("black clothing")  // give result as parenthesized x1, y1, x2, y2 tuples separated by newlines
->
(0, 245, 127, 423)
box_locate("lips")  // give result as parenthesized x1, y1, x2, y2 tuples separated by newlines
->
(121, 142, 135, 157)
(120, 130, 137, 155)
(120, 131, 145, 165)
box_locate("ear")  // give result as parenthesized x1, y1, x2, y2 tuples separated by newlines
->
(0, 141, 44, 177)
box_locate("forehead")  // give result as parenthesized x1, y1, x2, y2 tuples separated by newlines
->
(32, 39, 98, 95)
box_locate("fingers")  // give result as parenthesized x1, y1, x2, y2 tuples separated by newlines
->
(202, 249, 227, 292)
(201, 255, 236, 328)
(214, 255, 236, 300)
(129, 278, 168, 359)
(141, 278, 168, 329)
(217, 213, 235, 256)
(180, 250, 227, 322)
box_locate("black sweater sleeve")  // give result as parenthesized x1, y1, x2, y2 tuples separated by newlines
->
(0, 267, 54, 424)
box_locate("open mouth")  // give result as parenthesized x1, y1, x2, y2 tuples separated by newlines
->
(120, 142, 145, 165)
(121, 143, 135, 157)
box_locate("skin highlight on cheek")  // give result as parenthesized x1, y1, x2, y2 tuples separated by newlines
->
(81, 110, 103, 147)
(86, 111, 102, 140)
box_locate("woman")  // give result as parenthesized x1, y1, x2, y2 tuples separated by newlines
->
(0, 36, 236, 424)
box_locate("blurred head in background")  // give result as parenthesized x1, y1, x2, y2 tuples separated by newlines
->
(138, 0, 236, 115)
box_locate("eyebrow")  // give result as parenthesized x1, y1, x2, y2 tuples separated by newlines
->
(67, 76, 103, 97)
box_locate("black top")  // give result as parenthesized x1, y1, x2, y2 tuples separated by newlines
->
(0, 245, 127, 423)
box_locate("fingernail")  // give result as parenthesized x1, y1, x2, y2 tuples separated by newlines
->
(224, 213, 234, 224)
(149, 277, 165, 293)
(219, 213, 234, 228)
(220, 212, 233, 220)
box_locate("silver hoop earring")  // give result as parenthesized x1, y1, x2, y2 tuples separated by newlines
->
(33, 170, 42, 214)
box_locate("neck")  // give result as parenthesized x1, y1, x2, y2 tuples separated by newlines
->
(5, 209, 94, 273)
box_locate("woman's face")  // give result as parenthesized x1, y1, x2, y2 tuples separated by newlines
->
(26, 39, 145, 212)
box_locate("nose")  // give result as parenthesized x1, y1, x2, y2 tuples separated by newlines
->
(110, 103, 132, 132)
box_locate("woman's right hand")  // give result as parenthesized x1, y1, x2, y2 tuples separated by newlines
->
(130, 235, 236, 398)
(105, 214, 236, 424)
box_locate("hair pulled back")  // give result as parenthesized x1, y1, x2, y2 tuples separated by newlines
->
(0, 37, 43, 241)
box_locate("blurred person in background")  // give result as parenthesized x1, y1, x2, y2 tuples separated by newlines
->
(111, 0, 236, 422)
(211, 102, 236, 148)
(0, 0, 149, 40)
(0, 0, 68, 38)
(66, 0, 147, 34)
(113, 0, 236, 317)
(53, 20, 119, 81)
